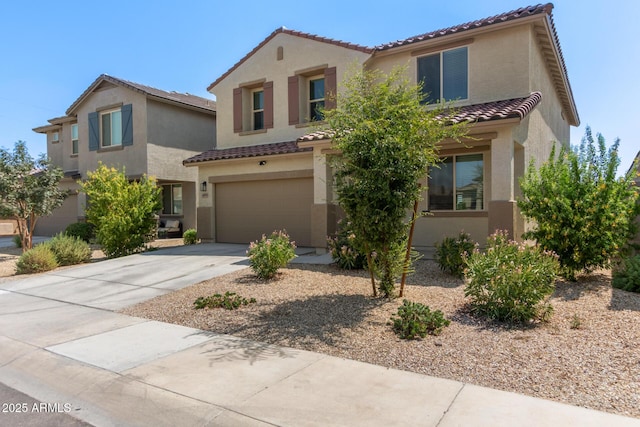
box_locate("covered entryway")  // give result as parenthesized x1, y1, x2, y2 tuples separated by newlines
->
(215, 177, 313, 246)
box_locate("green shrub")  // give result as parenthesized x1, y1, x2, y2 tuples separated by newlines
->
(16, 244, 59, 274)
(518, 129, 640, 281)
(247, 230, 297, 280)
(193, 291, 256, 310)
(80, 164, 161, 259)
(390, 300, 450, 339)
(612, 255, 640, 293)
(183, 229, 197, 245)
(13, 234, 22, 248)
(64, 222, 95, 243)
(45, 233, 91, 266)
(327, 220, 366, 270)
(434, 231, 476, 277)
(464, 231, 559, 323)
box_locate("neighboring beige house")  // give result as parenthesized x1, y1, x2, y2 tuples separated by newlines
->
(33, 74, 216, 236)
(185, 3, 579, 250)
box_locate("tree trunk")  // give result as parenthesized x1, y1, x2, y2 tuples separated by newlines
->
(400, 197, 420, 297)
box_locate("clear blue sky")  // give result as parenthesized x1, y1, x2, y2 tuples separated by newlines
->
(1, 0, 638, 174)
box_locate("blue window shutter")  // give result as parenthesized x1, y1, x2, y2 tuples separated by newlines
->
(418, 54, 440, 104)
(121, 104, 133, 146)
(443, 47, 468, 101)
(88, 112, 99, 151)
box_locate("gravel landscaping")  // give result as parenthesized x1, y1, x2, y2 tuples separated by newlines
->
(1, 241, 638, 418)
(121, 260, 640, 419)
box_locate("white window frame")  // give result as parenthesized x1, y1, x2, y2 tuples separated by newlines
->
(252, 89, 264, 131)
(308, 75, 325, 122)
(162, 183, 183, 215)
(100, 108, 122, 147)
(427, 152, 485, 212)
(52, 132, 59, 143)
(71, 124, 79, 155)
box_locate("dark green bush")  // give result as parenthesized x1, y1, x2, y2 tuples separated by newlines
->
(434, 231, 476, 277)
(45, 233, 91, 266)
(16, 244, 59, 274)
(183, 229, 197, 245)
(64, 222, 95, 243)
(327, 220, 366, 270)
(247, 230, 296, 279)
(613, 255, 640, 293)
(390, 300, 450, 339)
(193, 291, 256, 310)
(13, 234, 22, 248)
(464, 231, 559, 323)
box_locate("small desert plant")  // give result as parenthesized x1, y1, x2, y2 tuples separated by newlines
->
(612, 255, 640, 293)
(247, 230, 297, 280)
(45, 233, 91, 266)
(193, 291, 256, 310)
(327, 220, 366, 270)
(390, 300, 451, 339)
(16, 244, 59, 274)
(64, 222, 95, 243)
(570, 314, 583, 330)
(183, 229, 197, 245)
(464, 231, 559, 324)
(434, 231, 476, 277)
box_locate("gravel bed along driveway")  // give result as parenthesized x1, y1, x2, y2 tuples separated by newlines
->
(121, 260, 640, 419)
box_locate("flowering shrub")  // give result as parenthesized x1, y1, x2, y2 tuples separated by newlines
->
(247, 230, 297, 280)
(327, 220, 366, 269)
(464, 231, 559, 323)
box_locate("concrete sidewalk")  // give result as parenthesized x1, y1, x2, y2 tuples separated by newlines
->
(0, 244, 638, 426)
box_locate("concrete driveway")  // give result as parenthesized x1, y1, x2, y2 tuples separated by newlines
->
(0, 243, 249, 310)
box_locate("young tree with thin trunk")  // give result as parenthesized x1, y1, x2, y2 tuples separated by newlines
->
(325, 66, 467, 297)
(0, 141, 66, 251)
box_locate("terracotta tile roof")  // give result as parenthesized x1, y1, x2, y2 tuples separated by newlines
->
(296, 92, 542, 142)
(207, 27, 374, 92)
(66, 74, 216, 115)
(183, 140, 312, 165)
(376, 4, 553, 50)
(442, 92, 542, 124)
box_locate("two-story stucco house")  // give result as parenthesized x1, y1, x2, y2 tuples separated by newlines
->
(184, 4, 579, 248)
(33, 74, 216, 236)
(186, 3, 578, 251)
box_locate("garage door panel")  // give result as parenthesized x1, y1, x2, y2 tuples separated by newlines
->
(216, 178, 313, 246)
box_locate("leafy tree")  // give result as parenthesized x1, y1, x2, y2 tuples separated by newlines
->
(80, 163, 161, 258)
(0, 141, 66, 251)
(325, 66, 466, 297)
(518, 127, 640, 280)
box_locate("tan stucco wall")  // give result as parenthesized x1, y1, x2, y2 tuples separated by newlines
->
(73, 85, 149, 177)
(146, 100, 215, 182)
(369, 25, 531, 106)
(211, 32, 370, 149)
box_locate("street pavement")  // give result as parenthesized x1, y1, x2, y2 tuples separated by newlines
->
(0, 243, 638, 426)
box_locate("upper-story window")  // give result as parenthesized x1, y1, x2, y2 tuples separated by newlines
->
(101, 108, 122, 147)
(309, 77, 325, 122)
(233, 82, 273, 134)
(52, 132, 59, 143)
(428, 153, 484, 211)
(418, 46, 468, 104)
(88, 104, 132, 151)
(71, 124, 79, 154)
(288, 66, 336, 126)
(252, 89, 264, 130)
